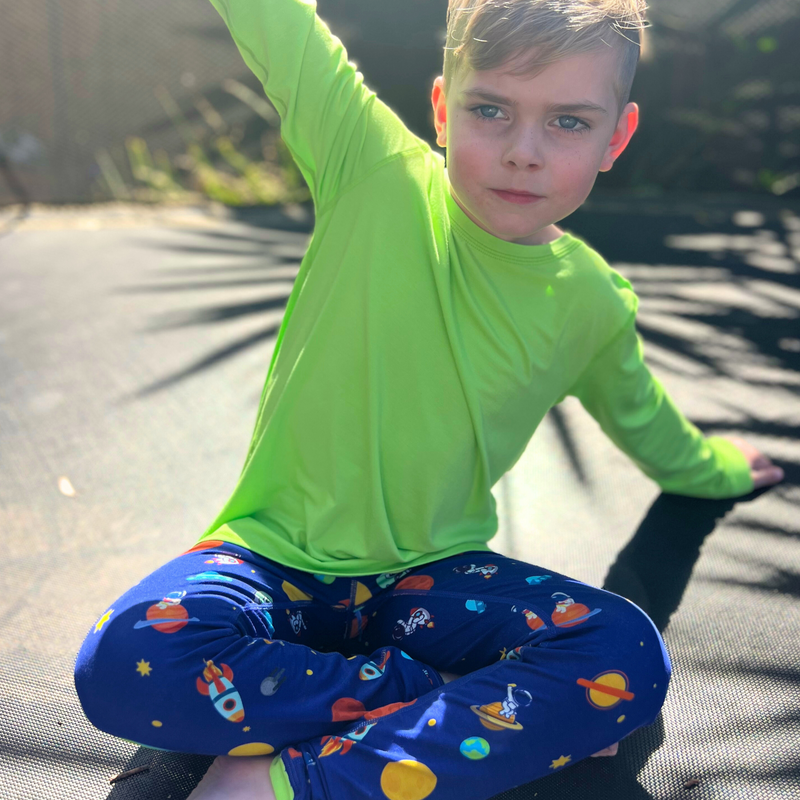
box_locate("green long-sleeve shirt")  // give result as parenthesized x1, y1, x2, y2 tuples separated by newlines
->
(198, 0, 753, 575)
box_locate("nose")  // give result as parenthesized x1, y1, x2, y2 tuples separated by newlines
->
(503, 129, 544, 170)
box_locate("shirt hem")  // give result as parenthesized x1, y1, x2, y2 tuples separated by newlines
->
(194, 524, 495, 577)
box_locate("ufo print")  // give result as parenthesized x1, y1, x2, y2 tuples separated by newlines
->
(550, 592, 601, 627)
(186, 571, 233, 582)
(553, 607, 601, 627)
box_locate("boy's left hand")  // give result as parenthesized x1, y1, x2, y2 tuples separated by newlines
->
(721, 435, 785, 490)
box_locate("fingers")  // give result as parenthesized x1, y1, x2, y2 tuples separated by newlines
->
(721, 435, 784, 490)
(752, 466, 785, 490)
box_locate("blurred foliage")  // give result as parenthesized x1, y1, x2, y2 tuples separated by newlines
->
(94, 0, 800, 204)
(590, 4, 800, 196)
(95, 81, 310, 206)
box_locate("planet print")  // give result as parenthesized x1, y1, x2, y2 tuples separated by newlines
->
(228, 742, 275, 756)
(460, 737, 490, 760)
(353, 582, 374, 604)
(470, 701, 524, 731)
(134, 602, 199, 633)
(380, 759, 437, 800)
(331, 697, 368, 722)
(577, 670, 634, 710)
(282, 582, 314, 602)
(395, 575, 434, 591)
(182, 540, 224, 555)
(331, 696, 417, 722)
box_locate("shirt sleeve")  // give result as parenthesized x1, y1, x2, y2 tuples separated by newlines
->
(567, 314, 755, 499)
(207, 0, 424, 211)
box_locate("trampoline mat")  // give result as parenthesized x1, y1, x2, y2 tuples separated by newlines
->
(2, 199, 798, 800)
(4, 494, 798, 800)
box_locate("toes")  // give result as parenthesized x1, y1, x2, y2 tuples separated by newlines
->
(590, 742, 619, 757)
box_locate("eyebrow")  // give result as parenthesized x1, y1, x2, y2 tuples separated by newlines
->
(461, 88, 608, 115)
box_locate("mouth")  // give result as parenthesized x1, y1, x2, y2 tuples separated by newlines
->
(491, 189, 544, 205)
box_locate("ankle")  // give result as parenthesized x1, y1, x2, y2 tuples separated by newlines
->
(187, 754, 277, 800)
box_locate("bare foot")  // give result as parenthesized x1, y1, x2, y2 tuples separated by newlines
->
(187, 755, 276, 800)
(590, 742, 619, 757)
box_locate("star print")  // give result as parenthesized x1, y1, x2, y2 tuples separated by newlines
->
(243, 726, 251, 732)
(136, 659, 152, 677)
(94, 609, 114, 633)
(550, 755, 572, 769)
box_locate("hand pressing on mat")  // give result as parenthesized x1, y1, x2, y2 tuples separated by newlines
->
(721, 436, 784, 490)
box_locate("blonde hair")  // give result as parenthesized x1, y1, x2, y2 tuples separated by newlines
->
(443, 0, 648, 113)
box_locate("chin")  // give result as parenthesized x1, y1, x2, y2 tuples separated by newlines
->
(485, 215, 547, 241)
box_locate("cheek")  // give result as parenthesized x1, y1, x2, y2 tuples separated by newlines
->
(448, 135, 488, 184)
(456, 143, 486, 175)
(550, 146, 603, 192)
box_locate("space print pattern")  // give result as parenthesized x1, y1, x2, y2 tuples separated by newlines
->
(74, 542, 671, 800)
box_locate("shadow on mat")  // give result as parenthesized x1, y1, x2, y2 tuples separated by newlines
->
(104, 491, 752, 800)
(493, 493, 740, 800)
(603, 492, 739, 632)
(494, 717, 666, 800)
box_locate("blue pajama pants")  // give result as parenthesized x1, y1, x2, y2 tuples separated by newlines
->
(75, 540, 671, 800)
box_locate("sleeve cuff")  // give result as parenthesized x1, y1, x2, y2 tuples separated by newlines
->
(706, 436, 755, 498)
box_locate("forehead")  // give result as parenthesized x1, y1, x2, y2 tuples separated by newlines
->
(454, 47, 621, 109)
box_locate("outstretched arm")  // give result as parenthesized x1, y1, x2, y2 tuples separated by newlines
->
(208, 0, 423, 211)
(567, 317, 782, 498)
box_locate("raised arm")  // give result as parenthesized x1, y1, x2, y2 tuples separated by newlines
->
(567, 317, 755, 499)
(208, 0, 424, 211)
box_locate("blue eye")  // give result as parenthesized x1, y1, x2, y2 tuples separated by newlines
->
(471, 105, 504, 122)
(555, 115, 589, 133)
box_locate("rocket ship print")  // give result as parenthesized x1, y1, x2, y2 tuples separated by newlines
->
(196, 660, 245, 723)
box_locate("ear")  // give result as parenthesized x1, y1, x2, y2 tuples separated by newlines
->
(431, 76, 448, 149)
(599, 102, 638, 173)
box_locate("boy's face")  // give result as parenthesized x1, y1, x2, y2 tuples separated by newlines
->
(431, 46, 638, 245)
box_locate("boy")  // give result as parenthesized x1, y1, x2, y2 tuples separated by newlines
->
(74, 1, 784, 800)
